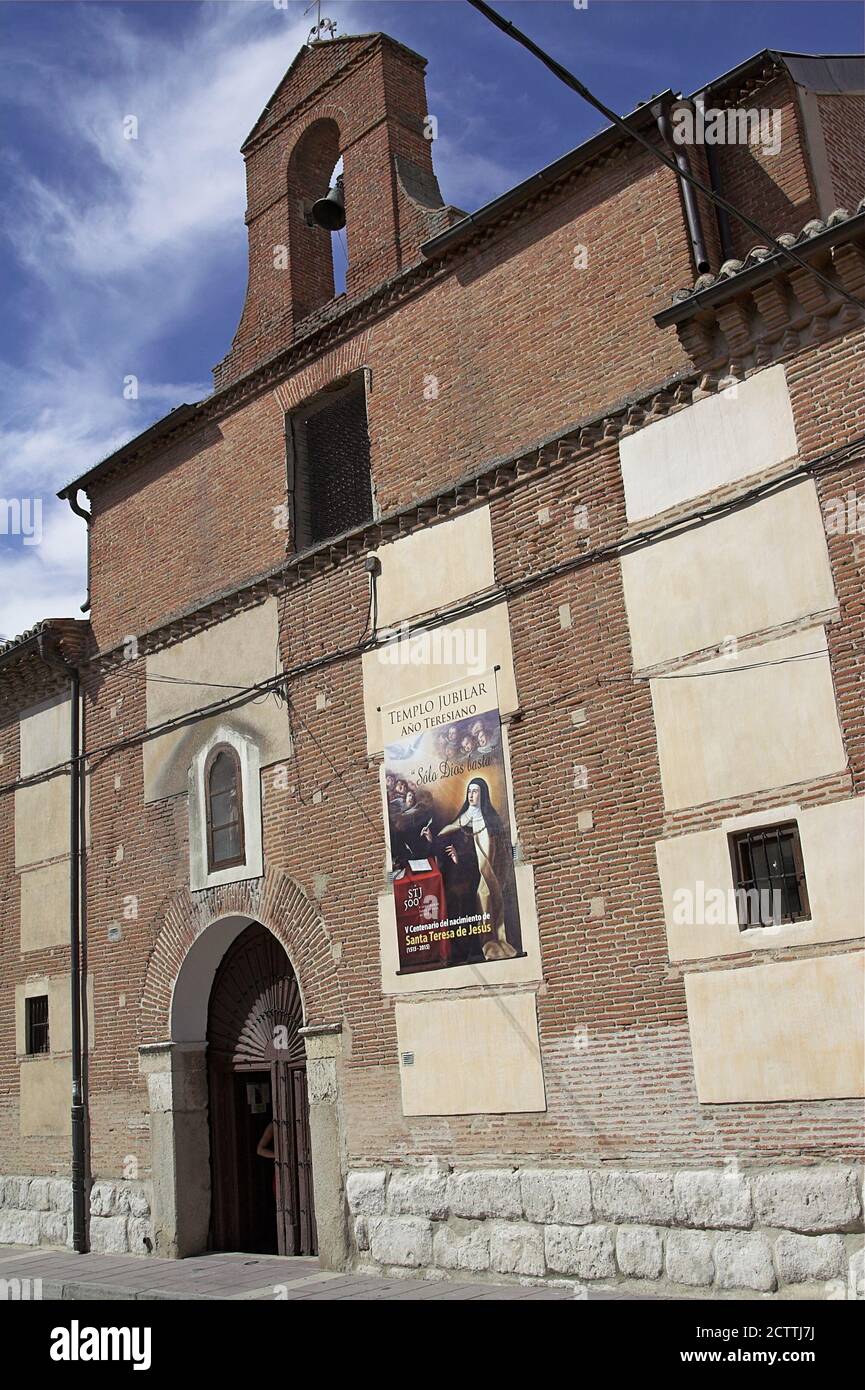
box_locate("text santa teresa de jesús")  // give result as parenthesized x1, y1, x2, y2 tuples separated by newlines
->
(404, 913, 492, 948)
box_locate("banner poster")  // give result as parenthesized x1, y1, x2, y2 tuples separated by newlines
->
(382, 671, 523, 973)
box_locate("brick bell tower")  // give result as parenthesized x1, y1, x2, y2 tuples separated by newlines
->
(213, 31, 457, 389)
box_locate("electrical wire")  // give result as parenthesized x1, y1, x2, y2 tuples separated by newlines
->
(2, 637, 857, 798)
(4, 641, 854, 805)
(465, 0, 863, 311)
(1, 433, 861, 799)
(105, 668, 255, 691)
(635, 651, 829, 680)
(286, 692, 380, 832)
(65, 429, 865, 698)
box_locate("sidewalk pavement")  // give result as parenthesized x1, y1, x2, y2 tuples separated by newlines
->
(0, 1244, 604, 1300)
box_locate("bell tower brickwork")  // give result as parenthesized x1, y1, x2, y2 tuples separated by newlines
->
(214, 33, 456, 390)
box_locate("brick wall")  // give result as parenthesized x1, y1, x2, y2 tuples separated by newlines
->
(89, 146, 695, 651)
(714, 74, 819, 259)
(2, 38, 862, 1199)
(84, 62, 862, 655)
(11, 332, 856, 1188)
(88, 391, 287, 647)
(817, 94, 865, 211)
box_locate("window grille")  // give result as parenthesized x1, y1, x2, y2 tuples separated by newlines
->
(728, 822, 810, 928)
(25, 995, 49, 1055)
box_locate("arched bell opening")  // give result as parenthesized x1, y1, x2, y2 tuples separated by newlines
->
(288, 117, 347, 319)
(206, 922, 317, 1256)
(318, 154, 348, 296)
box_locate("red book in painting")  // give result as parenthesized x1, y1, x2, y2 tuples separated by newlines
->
(393, 859, 449, 972)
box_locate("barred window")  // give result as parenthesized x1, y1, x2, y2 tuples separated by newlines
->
(25, 995, 50, 1055)
(205, 745, 245, 872)
(288, 374, 373, 549)
(728, 822, 810, 928)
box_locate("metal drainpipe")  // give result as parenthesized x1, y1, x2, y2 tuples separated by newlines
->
(38, 632, 88, 1251)
(63, 488, 92, 614)
(68, 664, 87, 1252)
(693, 91, 735, 263)
(652, 99, 711, 275)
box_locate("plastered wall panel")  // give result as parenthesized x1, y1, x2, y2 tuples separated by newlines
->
(685, 953, 864, 1102)
(20, 860, 70, 952)
(19, 692, 71, 777)
(373, 506, 495, 628)
(20, 1058, 72, 1137)
(621, 481, 837, 669)
(619, 365, 799, 522)
(361, 601, 518, 755)
(14, 778, 70, 866)
(801, 795, 865, 938)
(651, 628, 847, 810)
(656, 796, 865, 962)
(143, 599, 292, 801)
(395, 990, 546, 1115)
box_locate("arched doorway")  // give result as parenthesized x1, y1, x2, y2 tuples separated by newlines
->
(206, 922, 317, 1256)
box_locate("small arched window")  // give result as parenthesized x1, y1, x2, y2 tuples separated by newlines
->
(205, 745, 245, 872)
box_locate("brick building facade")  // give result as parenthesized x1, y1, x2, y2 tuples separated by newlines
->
(1, 34, 863, 1297)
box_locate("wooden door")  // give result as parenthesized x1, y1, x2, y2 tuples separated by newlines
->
(207, 923, 317, 1255)
(273, 1062, 317, 1256)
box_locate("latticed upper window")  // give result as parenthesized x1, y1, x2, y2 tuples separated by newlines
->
(287, 373, 373, 549)
(728, 822, 810, 928)
(205, 746, 246, 871)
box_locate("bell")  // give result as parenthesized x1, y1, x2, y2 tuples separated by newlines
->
(311, 175, 346, 231)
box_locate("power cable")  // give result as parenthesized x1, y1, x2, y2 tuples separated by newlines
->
(465, 0, 863, 311)
(106, 669, 254, 692)
(2, 638, 857, 800)
(635, 651, 828, 680)
(1, 433, 861, 798)
(73, 430, 865, 697)
(286, 692, 380, 832)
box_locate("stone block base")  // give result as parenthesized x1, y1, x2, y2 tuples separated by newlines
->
(347, 1163, 865, 1300)
(0, 1176, 153, 1256)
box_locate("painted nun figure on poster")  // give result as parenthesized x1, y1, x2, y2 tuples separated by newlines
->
(423, 776, 520, 960)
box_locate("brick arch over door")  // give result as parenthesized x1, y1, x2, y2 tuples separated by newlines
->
(141, 867, 343, 1045)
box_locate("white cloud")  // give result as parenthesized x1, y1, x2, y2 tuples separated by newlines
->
(0, 1, 357, 638)
(432, 139, 518, 213)
(0, 502, 85, 641)
(3, 3, 316, 282)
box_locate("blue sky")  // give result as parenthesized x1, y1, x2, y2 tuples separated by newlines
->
(1, 0, 862, 639)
